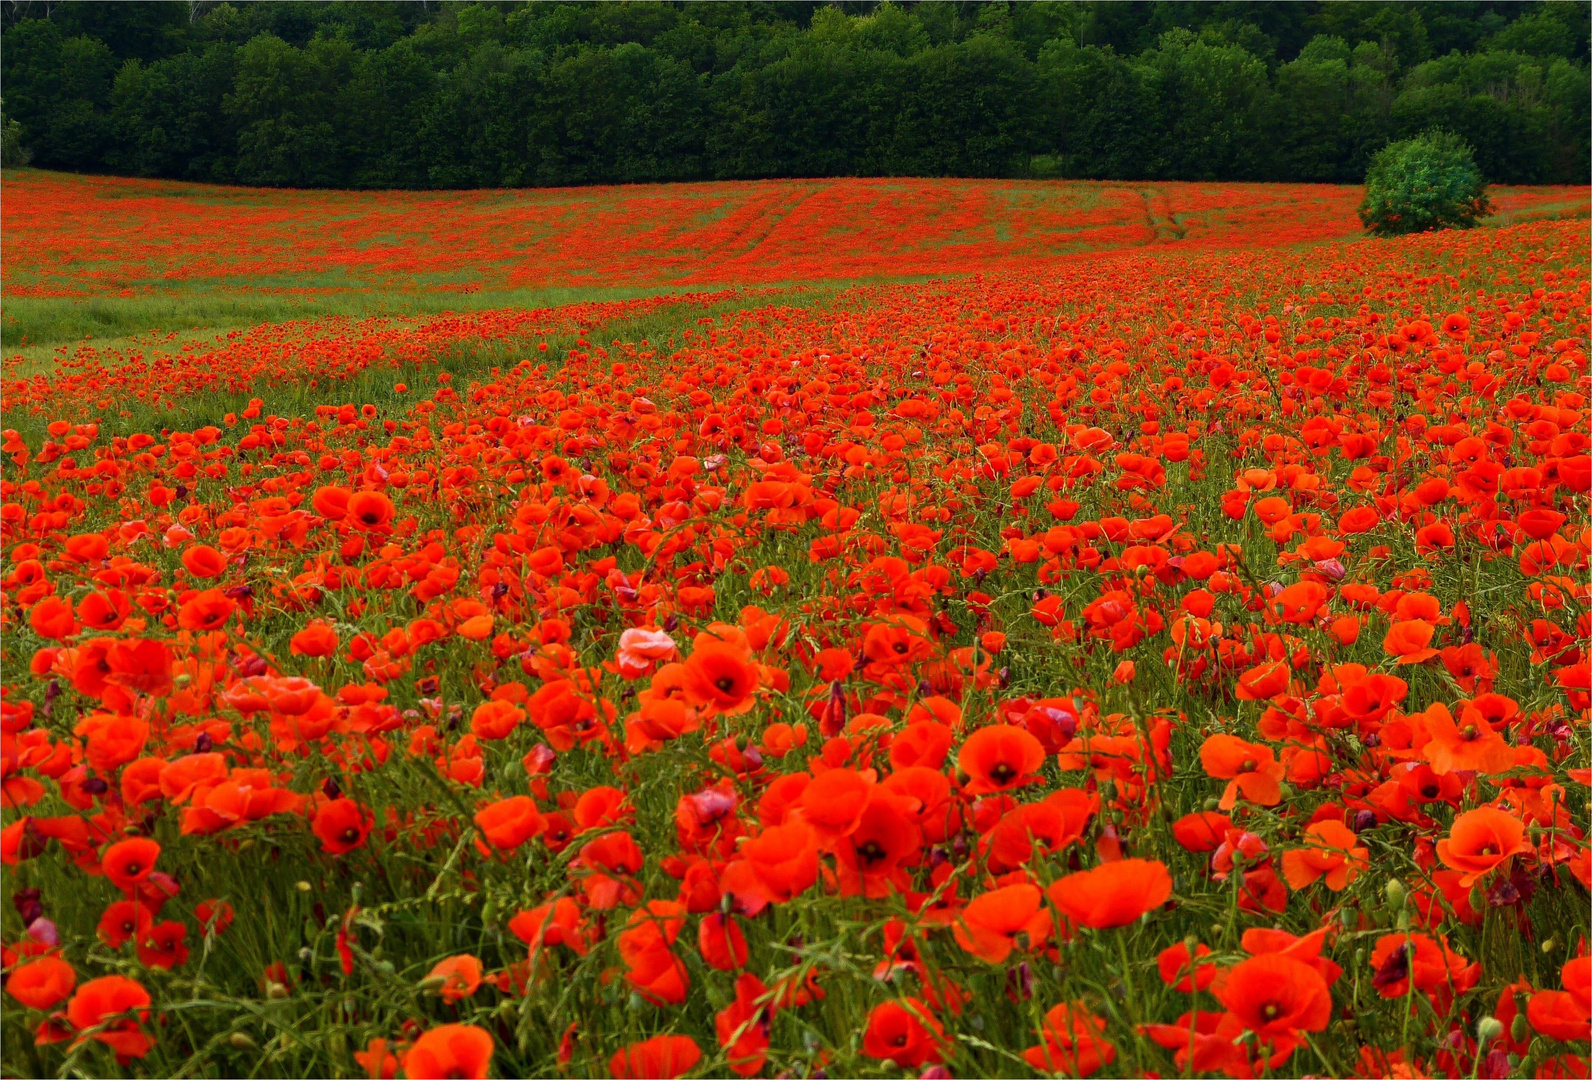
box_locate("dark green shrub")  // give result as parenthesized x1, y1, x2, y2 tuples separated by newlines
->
(1359, 130, 1492, 236)
(1, 98, 31, 167)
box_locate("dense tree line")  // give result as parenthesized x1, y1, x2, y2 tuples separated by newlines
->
(3, 1, 1587, 188)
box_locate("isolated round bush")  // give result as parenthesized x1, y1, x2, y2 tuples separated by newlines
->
(1359, 131, 1492, 237)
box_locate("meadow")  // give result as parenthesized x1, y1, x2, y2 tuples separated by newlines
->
(1, 169, 1589, 1080)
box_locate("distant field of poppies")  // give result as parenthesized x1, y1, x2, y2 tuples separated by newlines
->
(1, 171, 1589, 1080)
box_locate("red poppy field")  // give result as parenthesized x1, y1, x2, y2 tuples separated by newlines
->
(1, 173, 1590, 1080)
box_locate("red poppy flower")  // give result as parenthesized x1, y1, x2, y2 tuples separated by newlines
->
(715, 973, 772, 1076)
(1435, 806, 1530, 887)
(66, 975, 152, 1061)
(1215, 953, 1332, 1038)
(1024, 1001, 1117, 1076)
(401, 1024, 493, 1080)
(312, 799, 374, 855)
(474, 796, 544, 851)
(136, 920, 189, 969)
(681, 634, 759, 717)
(346, 491, 395, 531)
(953, 883, 1051, 963)
(739, 820, 819, 903)
(1048, 858, 1173, 929)
(425, 955, 483, 1004)
(5, 955, 76, 1010)
(610, 1034, 701, 1079)
(862, 997, 946, 1068)
(1157, 942, 1216, 992)
(1199, 735, 1284, 809)
(181, 544, 226, 579)
(101, 837, 161, 891)
(1280, 820, 1369, 892)
(957, 724, 1045, 795)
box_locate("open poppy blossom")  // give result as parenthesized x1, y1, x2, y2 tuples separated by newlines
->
(1280, 820, 1369, 892)
(957, 724, 1046, 795)
(681, 627, 759, 717)
(66, 975, 152, 1062)
(953, 883, 1051, 963)
(424, 955, 483, 1004)
(100, 837, 161, 891)
(1049, 859, 1173, 929)
(1215, 953, 1332, 1044)
(401, 1024, 494, 1080)
(1435, 806, 1531, 887)
(1199, 734, 1285, 809)
(862, 997, 946, 1068)
(312, 799, 374, 855)
(5, 955, 77, 1010)
(1024, 1001, 1117, 1076)
(610, 1034, 702, 1079)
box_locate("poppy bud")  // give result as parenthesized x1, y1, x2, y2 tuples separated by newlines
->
(1475, 1017, 1503, 1045)
(12, 887, 43, 922)
(1384, 879, 1406, 910)
(1510, 1013, 1529, 1043)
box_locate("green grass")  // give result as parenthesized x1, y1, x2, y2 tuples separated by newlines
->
(0, 284, 857, 446)
(2, 285, 730, 355)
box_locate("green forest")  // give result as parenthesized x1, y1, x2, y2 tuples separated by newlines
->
(3, 1, 1588, 189)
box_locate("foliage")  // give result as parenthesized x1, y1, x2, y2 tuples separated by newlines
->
(0, 98, 30, 167)
(1359, 130, 1493, 235)
(1, 1, 1588, 187)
